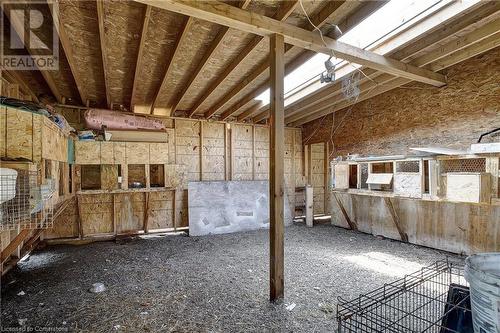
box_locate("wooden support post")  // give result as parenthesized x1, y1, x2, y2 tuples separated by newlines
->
(113, 194, 117, 236)
(200, 121, 204, 181)
(144, 192, 150, 233)
(269, 33, 285, 302)
(333, 192, 357, 230)
(383, 197, 408, 242)
(305, 185, 313, 228)
(76, 195, 83, 239)
(486, 157, 499, 199)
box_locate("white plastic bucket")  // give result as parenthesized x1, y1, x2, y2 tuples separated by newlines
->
(465, 253, 500, 333)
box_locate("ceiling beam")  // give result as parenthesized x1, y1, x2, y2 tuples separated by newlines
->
(4, 4, 63, 103)
(237, 100, 264, 122)
(236, 1, 386, 122)
(48, 0, 88, 104)
(96, 0, 111, 108)
(131, 5, 152, 110)
(220, 49, 313, 121)
(136, 0, 446, 87)
(289, 22, 500, 126)
(255, 1, 500, 123)
(150, 17, 194, 115)
(187, 0, 298, 118)
(169, 0, 252, 115)
(208, 0, 353, 120)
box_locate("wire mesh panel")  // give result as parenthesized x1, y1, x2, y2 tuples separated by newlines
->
(0, 169, 54, 231)
(396, 160, 420, 173)
(441, 158, 486, 173)
(337, 261, 470, 333)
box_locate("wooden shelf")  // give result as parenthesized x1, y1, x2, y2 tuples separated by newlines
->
(77, 187, 176, 195)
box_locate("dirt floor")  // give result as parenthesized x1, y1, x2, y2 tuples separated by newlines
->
(1, 224, 462, 332)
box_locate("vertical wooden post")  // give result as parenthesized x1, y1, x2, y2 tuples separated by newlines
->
(269, 33, 284, 302)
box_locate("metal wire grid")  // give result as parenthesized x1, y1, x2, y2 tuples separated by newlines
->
(0, 169, 54, 231)
(396, 161, 420, 173)
(337, 261, 470, 333)
(441, 158, 486, 173)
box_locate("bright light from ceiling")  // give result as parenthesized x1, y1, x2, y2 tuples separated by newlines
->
(254, 0, 470, 107)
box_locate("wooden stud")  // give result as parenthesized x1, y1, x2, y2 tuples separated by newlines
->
(76, 195, 83, 239)
(269, 33, 285, 302)
(113, 194, 117, 236)
(383, 197, 408, 242)
(144, 192, 150, 233)
(200, 121, 204, 181)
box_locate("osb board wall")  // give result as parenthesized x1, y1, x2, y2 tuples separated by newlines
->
(309, 143, 327, 214)
(0, 106, 68, 162)
(302, 48, 500, 156)
(331, 193, 500, 255)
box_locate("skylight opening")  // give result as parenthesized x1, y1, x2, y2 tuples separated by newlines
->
(254, 0, 478, 109)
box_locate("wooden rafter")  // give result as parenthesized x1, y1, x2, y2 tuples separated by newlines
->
(4, 4, 63, 103)
(186, 0, 299, 118)
(236, 100, 263, 122)
(207, 0, 343, 120)
(136, 0, 446, 87)
(48, 0, 88, 104)
(289, 16, 500, 126)
(131, 5, 152, 110)
(96, 0, 111, 108)
(150, 17, 194, 115)
(254, 1, 500, 124)
(169, 0, 252, 115)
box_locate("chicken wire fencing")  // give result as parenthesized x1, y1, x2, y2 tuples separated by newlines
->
(337, 261, 471, 333)
(0, 169, 54, 231)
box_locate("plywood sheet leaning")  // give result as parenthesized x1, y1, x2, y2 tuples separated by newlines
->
(115, 192, 144, 233)
(188, 181, 293, 236)
(41, 116, 68, 162)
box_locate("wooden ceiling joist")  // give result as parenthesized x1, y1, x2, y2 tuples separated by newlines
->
(215, 1, 349, 121)
(169, 0, 252, 115)
(150, 17, 195, 115)
(131, 5, 152, 110)
(188, 0, 299, 119)
(96, 0, 111, 108)
(234, 0, 386, 122)
(48, 1, 88, 105)
(289, 19, 500, 126)
(4, 4, 63, 103)
(137, 0, 446, 88)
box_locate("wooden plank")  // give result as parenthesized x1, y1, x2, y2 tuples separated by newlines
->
(131, 5, 152, 109)
(269, 33, 285, 302)
(48, 1, 87, 104)
(144, 192, 150, 233)
(138, 0, 446, 87)
(171, 0, 252, 115)
(383, 197, 408, 242)
(1, 229, 30, 263)
(333, 192, 357, 230)
(96, 0, 111, 108)
(151, 17, 194, 115)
